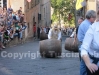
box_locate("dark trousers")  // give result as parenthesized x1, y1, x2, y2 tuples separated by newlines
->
(79, 50, 81, 61)
(15, 30, 20, 39)
(87, 54, 99, 75)
(37, 33, 40, 39)
(33, 32, 36, 37)
(87, 68, 99, 75)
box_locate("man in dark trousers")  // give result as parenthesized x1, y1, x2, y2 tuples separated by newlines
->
(33, 22, 36, 39)
(37, 26, 40, 39)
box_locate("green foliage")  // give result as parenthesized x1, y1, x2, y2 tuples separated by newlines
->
(51, 13, 58, 22)
(51, 0, 63, 9)
(51, 0, 76, 26)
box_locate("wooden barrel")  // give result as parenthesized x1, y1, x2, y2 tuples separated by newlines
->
(64, 38, 78, 52)
(40, 31, 48, 40)
(40, 39, 62, 58)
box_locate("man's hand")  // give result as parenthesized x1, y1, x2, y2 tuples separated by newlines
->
(86, 62, 98, 73)
(73, 39, 76, 45)
(70, 36, 72, 38)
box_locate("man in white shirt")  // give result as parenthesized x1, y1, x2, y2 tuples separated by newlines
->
(77, 10, 96, 75)
(40, 27, 46, 33)
(80, 22, 99, 75)
(48, 25, 61, 40)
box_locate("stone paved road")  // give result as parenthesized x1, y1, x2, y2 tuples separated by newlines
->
(0, 36, 80, 75)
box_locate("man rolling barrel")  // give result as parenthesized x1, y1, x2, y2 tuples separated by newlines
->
(40, 25, 62, 57)
(48, 25, 61, 40)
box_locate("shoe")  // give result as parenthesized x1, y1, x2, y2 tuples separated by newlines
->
(2, 46, 5, 49)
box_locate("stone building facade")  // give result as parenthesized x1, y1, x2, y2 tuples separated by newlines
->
(40, 0, 51, 26)
(24, 0, 40, 38)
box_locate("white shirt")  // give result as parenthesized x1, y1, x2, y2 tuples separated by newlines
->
(70, 31, 76, 38)
(40, 28, 46, 33)
(80, 22, 99, 65)
(7, 30, 10, 35)
(48, 29, 61, 40)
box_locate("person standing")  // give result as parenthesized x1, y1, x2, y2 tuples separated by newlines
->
(72, 17, 84, 61)
(33, 22, 36, 39)
(7, 6, 13, 14)
(18, 7, 22, 14)
(74, 17, 84, 39)
(37, 26, 40, 39)
(77, 10, 96, 75)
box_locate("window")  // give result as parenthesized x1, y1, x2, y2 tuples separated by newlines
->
(38, 13, 41, 23)
(35, 0, 37, 6)
(27, 1, 29, 9)
(35, 0, 39, 5)
(31, 0, 35, 8)
(31, 0, 33, 8)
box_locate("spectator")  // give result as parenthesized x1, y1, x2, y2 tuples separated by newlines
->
(19, 23, 23, 41)
(7, 19, 11, 27)
(4, 26, 10, 42)
(37, 26, 40, 39)
(7, 5, 13, 14)
(18, 7, 22, 14)
(22, 22, 27, 31)
(0, 6, 27, 47)
(15, 22, 21, 39)
(72, 17, 84, 42)
(20, 13, 24, 23)
(12, 12, 17, 21)
(0, 25, 5, 49)
(7, 13, 13, 24)
(33, 22, 36, 39)
(16, 14, 20, 22)
(10, 25, 14, 40)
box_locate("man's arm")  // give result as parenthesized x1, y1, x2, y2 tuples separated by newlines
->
(58, 31, 61, 40)
(48, 29, 52, 39)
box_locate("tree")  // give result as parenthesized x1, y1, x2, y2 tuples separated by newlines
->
(51, 0, 76, 26)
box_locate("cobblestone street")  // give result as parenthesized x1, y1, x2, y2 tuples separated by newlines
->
(0, 36, 80, 75)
